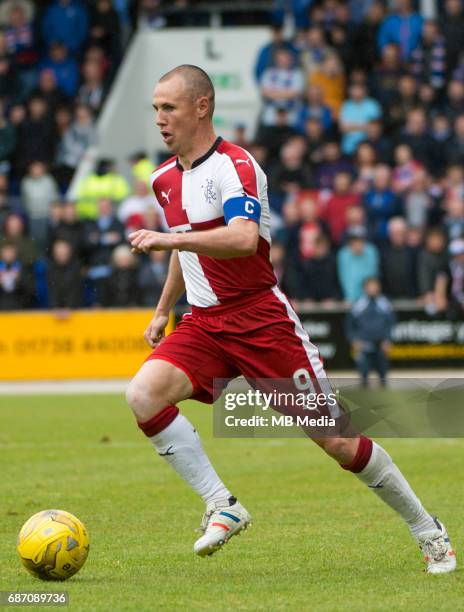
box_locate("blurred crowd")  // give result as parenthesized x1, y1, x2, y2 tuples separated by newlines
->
(248, 0, 464, 321)
(0, 0, 150, 310)
(1, 0, 464, 320)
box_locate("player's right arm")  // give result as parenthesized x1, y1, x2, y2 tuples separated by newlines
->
(144, 249, 185, 348)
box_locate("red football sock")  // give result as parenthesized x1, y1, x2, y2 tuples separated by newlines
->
(341, 435, 373, 473)
(137, 405, 179, 437)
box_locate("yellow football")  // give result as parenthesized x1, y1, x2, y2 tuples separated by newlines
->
(17, 509, 89, 581)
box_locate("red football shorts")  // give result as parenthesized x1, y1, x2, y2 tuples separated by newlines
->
(145, 287, 328, 405)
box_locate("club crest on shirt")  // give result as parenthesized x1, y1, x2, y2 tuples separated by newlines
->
(201, 178, 217, 205)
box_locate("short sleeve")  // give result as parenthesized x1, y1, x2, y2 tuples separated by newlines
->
(217, 154, 261, 225)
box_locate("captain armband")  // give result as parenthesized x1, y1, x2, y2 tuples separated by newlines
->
(223, 196, 261, 225)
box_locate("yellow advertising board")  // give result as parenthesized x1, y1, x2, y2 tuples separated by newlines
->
(0, 309, 175, 380)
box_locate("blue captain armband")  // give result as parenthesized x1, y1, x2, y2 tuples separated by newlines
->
(223, 196, 261, 224)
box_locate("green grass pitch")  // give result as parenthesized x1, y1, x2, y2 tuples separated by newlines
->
(0, 394, 462, 611)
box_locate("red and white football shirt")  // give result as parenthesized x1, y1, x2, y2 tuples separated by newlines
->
(150, 137, 276, 308)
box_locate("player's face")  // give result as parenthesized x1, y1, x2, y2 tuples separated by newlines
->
(152, 76, 198, 154)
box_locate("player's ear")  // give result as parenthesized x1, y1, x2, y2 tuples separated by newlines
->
(197, 96, 210, 119)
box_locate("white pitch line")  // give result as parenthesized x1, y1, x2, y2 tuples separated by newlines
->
(0, 379, 129, 395)
(0, 370, 463, 395)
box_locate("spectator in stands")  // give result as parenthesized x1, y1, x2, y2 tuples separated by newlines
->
(0, 174, 13, 229)
(82, 197, 124, 303)
(256, 107, 298, 162)
(364, 164, 401, 242)
(339, 82, 382, 157)
(315, 141, 353, 190)
(377, 0, 423, 61)
(254, 26, 298, 83)
(340, 204, 367, 244)
(346, 276, 395, 387)
(303, 117, 327, 165)
(42, 0, 89, 55)
(384, 74, 418, 132)
(47, 201, 83, 257)
(143, 201, 168, 236)
(54, 104, 73, 141)
(0, 104, 16, 173)
(417, 82, 437, 119)
(350, 2, 385, 71)
(20, 161, 59, 250)
(398, 108, 435, 170)
(83, 43, 108, 71)
(89, 0, 122, 65)
(297, 84, 333, 134)
(76, 159, 130, 220)
(46, 200, 63, 242)
(4, 2, 37, 96)
(329, 20, 351, 73)
(323, 171, 360, 244)
(40, 42, 79, 99)
(231, 123, 250, 151)
(443, 164, 464, 205)
(269, 240, 285, 286)
(439, 0, 464, 73)
(392, 143, 423, 195)
(443, 198, 464, 242)
(55, 103, 96, 188)
(259, 47, 305, 128)
(370, 43, 404, 109)
(417, 227, 449, 315)
(430, 114, 452, 176)
(293, 233, 340, 303)
(118, 178, 156, 234)
(308, 54, 345, 118)
(381, 216, 417, 298)
(364, 119, 393, 164)
(14, 95, 56, 176)
(444, 115, 464, 167)
(0, 44, 22, 107)
(403, 170, 432, 229)
(1, 212, 36, 265)
(268, 136, 311, 212)
(337, 225, 379, 302)
(47, 239, 82, 309)
(442, 80, 464, 123)
(77, 59, 107, 114)
(137, 249, 168, 307)
(410, 20, 446, 91)
(31, 69, 66, 116)
(353, 142, 377, 194)
(102, 244, 139, 306)
(129, 150, 154, 185)
(295, 193, 327, 258)
(447, 238, 464, 320)
(0, 242, 35, 310)
(0, 0, 34, 27)
(451, 55, 464, 84)
(299, 25, 335, 76)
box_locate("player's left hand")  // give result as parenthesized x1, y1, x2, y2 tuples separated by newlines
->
(129, 229, 173, 253)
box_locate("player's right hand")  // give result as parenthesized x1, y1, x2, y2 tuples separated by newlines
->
(144, 313, 169, 348)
